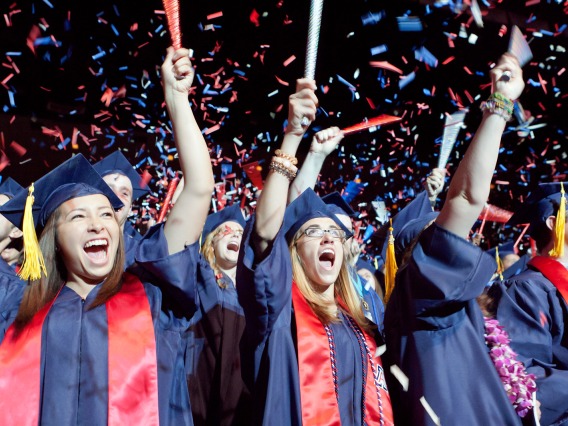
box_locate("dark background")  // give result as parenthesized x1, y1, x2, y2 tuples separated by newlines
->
(0, 0, 566, 257)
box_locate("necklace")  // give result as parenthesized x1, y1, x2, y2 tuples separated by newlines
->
(324, 315, 385, 426)
(484, 317, 537, 418)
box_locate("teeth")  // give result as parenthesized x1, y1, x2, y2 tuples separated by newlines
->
(321, 249, 334, 255)
(84, 239, 108, 249)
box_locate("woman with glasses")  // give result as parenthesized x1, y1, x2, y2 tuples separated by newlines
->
(186, 204, 252, 426)
(236, 79, 394, 425)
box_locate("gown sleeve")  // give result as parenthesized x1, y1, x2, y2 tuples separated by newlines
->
(0, 274, 25, 341)
(236, 216, 302, 425)
(384, 223, 521, 426)
(236, 216, 293, 346)
(133, 222, 199, 320)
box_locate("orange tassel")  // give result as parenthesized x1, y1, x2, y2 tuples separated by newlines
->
(384, 219, 398, 303)
(549, 182, 565, 258)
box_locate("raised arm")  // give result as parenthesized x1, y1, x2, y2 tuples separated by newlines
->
(252, 78, 317, 257)
(161, 47, 215, 254)
(436, 54, 524, 238)
(287, 126, 344, 203)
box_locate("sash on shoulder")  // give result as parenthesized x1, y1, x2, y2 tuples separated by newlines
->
(529, 256, 568, 304)
(0, 273, 160, 426)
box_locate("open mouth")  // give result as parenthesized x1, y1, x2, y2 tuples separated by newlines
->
(318, 248, 335, 269)
(227, 241, 240, 252)
(83, 238, 109, 261)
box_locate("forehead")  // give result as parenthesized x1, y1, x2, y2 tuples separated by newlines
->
(59, 193, 113, 213)
(300, 217, 338, 230)
(103, 173, 133, 191)
(216, 220, 244, 232)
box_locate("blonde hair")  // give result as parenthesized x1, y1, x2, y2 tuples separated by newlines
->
(289, 232, 370, 332)
(201, 225, 229, 289)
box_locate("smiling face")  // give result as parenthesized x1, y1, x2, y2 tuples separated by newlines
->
(212, 221, 244, 270)
(295, 217, 345, 290)
(103, 173, 133, 227)
(56, 193, 120, 286)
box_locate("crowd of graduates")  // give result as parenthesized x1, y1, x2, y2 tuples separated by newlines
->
(0, 43, 566, 426)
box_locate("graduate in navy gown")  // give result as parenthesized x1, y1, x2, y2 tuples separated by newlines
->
(236, 79, 394, 426)
(0, 45, 214, 425)
(187, 203, 251, 426)
(382, 53, 537, 425)
(93, 149, 150, 269)
(490, 182, 568, 425)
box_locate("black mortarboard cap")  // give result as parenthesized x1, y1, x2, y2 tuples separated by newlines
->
(322, 191, 357, 218)
(356, 258, 377, 275)
(0, 177, 24, 199)
(202, 204, 247, 238)
(374, 190, 436, 261)
(507, 182, 566, 231)
(282, 188, 353, 244)
(93, 150, 149, 200)
(0, 154, 123, 281)
(0, 154, 123, 232)
(486, 241, 517, 259)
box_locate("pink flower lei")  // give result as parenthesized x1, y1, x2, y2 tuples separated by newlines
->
(484, 317, 537, 418)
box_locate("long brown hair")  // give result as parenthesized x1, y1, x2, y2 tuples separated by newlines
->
(14, 203, 125, 333)
(289, 232, 370, 332)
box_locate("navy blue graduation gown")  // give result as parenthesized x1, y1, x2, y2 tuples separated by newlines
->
(0, 224, 198, 426)
(185, 257, 251, 426)
(492, 266, 568, 425)
(383, 223, 522, 426)
(0, 271, 25, 339)
(236, 218, 382, 426)
(123, 220, 143, 269)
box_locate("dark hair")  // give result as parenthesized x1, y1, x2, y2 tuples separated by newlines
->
(532, 200, 559, 254)
(14, 202, 125, 333)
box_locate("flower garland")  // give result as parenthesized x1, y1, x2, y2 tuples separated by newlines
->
(484, 318, 537, 418)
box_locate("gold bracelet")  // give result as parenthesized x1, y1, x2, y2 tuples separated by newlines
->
(269, 160, 297, 181)
(275, 149, 298, 166)
(271, 155, 298, 174)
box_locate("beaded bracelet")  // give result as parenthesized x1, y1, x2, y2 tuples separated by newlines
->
(274, 149, 298, 166)
(271, 155, 298, 173)
(269, 159, 297, 181)
(480, 92, 515, 122)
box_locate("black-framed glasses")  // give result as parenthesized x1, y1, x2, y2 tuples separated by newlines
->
(301, 227, 346, 240)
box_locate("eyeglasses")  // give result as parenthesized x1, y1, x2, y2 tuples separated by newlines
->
(301, 227, 346, 240)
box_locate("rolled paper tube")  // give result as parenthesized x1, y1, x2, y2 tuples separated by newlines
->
(304, 0, 324, 80)
(300, 0, 324, 128)
(157, 176, 181, 223)
(162, 0, 182, 49)
(342, 114, 402, 135)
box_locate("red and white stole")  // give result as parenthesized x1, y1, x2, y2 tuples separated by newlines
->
(291, 282, 393, 426)
(529, 256, 568, 304)
(0, 273, 160, 426)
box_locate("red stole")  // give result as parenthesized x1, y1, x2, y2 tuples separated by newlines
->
(529, 256, 568, 304)
(291, 283, 393, 426)
(0, 273, 160, 425)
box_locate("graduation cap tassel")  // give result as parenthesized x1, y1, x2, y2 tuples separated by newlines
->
(384, 219, 398, 303)
(495, 247, 504, 281)
(19, 183, 47, 281)
(549, 182, 565, 258)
